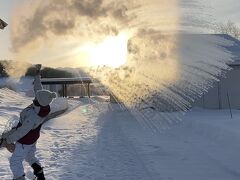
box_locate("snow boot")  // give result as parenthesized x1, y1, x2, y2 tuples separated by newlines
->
(31, 163, 45, 180)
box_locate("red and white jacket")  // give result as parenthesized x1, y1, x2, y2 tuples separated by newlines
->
(6, 75, 51, 145)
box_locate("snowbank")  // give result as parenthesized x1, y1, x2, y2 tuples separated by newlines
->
(0, 77, 34, 96)
(50, 97, 68, 114)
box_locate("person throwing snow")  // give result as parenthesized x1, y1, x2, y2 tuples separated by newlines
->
(1, 64, 57, 180)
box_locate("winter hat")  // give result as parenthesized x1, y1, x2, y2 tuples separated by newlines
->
(36, 90, 57, 106)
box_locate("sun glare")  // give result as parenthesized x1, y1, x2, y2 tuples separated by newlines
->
(85, 33, 129, 68)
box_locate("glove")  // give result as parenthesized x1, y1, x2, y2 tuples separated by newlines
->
(6, 143, 16, 153)
(0, 138, 15, 153)
(35, 64, 42, 75)
(0, 138, 7, 147)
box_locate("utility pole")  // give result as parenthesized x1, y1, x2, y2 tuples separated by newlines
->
(0, 19, 8, 30)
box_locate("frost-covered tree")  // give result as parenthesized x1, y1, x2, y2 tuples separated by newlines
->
(214, 20, 240, 40)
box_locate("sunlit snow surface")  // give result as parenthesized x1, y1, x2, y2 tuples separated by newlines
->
(2, 89, 240, 179)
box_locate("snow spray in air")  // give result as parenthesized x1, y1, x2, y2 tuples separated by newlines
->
(10, 0, 235, 130)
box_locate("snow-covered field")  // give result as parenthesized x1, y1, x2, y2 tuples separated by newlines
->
(1, 88, 240, 180)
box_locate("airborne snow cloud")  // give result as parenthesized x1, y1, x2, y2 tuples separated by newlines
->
(10, 0, 213, 53)
(11, 0, 136, 52)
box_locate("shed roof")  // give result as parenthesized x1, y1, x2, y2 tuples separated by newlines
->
(213, 34, 240, 66)
(41, 77, 92, 85)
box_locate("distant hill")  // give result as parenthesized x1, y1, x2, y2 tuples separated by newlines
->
(0, 60, 74, 78)
(0, 61, 8, 77)
(25, 66, 74, 78)
(58, 67, 90, 77)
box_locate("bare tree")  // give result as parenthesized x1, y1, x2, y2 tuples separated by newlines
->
(214, 20, 240, 40)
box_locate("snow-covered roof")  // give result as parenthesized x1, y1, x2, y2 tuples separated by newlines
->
(41, 77, 92, 84)
(213, 34, 240, 66)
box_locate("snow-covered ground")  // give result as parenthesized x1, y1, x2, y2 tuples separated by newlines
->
(1, 88, 240, 180)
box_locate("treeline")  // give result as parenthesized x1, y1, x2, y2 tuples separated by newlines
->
(0, 60, 74, 78)
(0, 60, 8, 77)
(214, 20, 240, 40)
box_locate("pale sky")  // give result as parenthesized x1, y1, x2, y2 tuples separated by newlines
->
(0, 1, 14, 59)
(0, 0, 240, 67)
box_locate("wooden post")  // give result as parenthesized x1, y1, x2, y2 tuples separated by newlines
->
(64, 84, 67, 97)
(87, 83, 90, 98)
(227, 91, 233, 119)
(203, 93, 205, 109)
(218, 82, 222, 109)
(62, 84, 65, 97)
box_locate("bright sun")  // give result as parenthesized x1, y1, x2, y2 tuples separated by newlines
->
(82, 33, 129, 68)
